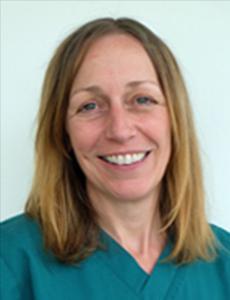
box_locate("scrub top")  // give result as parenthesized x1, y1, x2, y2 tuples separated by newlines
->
(1, 214, 230, 300)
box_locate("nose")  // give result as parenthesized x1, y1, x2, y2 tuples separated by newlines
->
(105, 105, 136, 143)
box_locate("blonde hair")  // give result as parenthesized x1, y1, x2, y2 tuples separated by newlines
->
(26, 17, 216, 264)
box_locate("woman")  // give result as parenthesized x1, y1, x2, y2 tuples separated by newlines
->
(1, 18, 229, 299)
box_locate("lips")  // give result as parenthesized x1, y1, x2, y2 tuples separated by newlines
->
(99, 151, 150, 165)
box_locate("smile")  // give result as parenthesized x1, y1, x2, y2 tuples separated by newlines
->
(99, 151, 150, 165)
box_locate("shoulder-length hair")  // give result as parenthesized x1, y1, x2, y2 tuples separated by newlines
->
(26, 17, 216, 264)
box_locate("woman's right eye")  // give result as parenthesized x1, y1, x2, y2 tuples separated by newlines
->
(79, 102, 97, 112)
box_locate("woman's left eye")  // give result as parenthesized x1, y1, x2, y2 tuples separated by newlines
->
(135, 96, 157, 105)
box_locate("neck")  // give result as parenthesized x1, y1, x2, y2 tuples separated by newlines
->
(88, 186, 165, 256)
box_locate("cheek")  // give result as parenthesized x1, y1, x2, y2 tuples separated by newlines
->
(68, 122, 102, 154)
(155, 109, 171, 137)
(140, 111, 171, 141)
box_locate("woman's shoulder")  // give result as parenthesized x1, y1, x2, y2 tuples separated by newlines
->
(0, 213, 43, 256)
(211, 224, 230, 255)
(1, 213, 40, 236)
(1, 213, 37, 229)
(208, 224, 230, 272)
(211, 223, 230, 237)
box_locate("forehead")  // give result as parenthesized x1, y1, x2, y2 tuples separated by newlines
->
(84, 33, 147, 58)
(72, 33, 159, 89)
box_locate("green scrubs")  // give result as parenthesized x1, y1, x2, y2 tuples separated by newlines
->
(1, 214, 230, 299)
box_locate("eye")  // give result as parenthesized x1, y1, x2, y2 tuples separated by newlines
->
(79, 102, 97, 112)
(135, 96, 158, 105)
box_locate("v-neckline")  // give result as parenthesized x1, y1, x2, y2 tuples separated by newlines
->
(97, 229, 185, 298)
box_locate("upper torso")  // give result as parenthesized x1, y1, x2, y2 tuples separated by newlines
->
(1, 214, 230, 300)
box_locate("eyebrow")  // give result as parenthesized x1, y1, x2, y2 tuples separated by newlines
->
(70, 80, 161, 98)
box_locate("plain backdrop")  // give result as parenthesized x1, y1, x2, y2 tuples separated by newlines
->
(1, 1, 230, 231)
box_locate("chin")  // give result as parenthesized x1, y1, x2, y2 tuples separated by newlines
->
(107, 181, 159, 203)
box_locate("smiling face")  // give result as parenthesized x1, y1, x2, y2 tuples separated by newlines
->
(66, 34, 171, 204)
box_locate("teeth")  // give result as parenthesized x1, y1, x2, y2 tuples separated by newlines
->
(103, 152, 147, 165)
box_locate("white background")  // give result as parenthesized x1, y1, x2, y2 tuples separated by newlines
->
(1, 1, 230, 231)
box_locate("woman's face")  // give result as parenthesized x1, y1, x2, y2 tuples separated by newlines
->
(66, 34, 171, 203)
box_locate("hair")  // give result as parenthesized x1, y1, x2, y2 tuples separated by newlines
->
(25, 17, 217, 264)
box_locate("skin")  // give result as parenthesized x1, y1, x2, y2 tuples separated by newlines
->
(66, 34, 171, 273)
